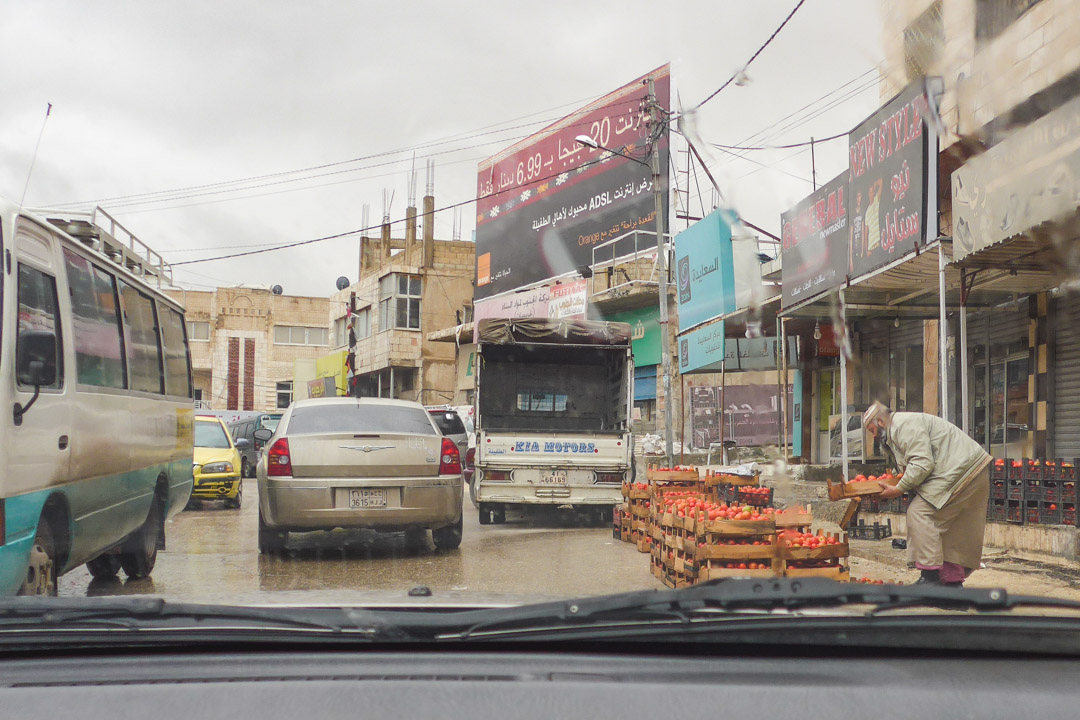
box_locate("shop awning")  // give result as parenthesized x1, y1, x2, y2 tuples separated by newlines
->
(634, 365, 657, 401)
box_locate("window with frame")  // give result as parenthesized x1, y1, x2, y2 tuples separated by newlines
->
(16, 263, 64, 390)
(516, 389, 568, 413)
(119, 281, 164, 394)
(976, 0, 1043, 45)
(333, 317, 346, 348)
(903, 1, 943, 80)
(378, 274, 421, 331)
(62, 250, 126, 389)
(276, 381, 293, 409)
(355, 307, 371, 339)
(273, 325, 328, 346)
(187, 321, 210, 341)
(160, 306, 192, 398)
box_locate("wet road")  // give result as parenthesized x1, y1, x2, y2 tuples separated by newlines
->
(60, 480, 657, 603)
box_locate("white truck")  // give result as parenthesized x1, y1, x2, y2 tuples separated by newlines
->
(473, 318, 634, 524)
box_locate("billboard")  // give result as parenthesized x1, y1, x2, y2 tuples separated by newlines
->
(689, 371, 802, 453)
(674, 207, 737, 332)
(847, 81, 936, 279)
(474, 65, 670, 298)
(780, 171, 848, 308)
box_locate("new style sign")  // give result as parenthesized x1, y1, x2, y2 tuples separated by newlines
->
(847, 81, 935, 278)
(604, 306, 660, 367)
(474, 66, 670, 298)
(780, 171, 848, 308)
(675, 207, 737, 333)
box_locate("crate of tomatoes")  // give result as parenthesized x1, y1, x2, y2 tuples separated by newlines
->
(828, 469, 902, 501)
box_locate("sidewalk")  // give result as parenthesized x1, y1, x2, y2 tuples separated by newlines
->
(848, 537, 1080, 601)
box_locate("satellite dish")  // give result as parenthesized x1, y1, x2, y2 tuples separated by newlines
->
(271, 285, 284, 296)
(335, 276, 350, 291)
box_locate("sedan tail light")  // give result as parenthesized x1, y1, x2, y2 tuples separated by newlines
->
(267, 438, 293, 477)
(465, 446, 476, 468)
(439, 437, 462, 475)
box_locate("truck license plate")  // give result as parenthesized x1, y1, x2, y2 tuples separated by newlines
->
(349, 489, 387, 508)
(540, 470, 567, 485)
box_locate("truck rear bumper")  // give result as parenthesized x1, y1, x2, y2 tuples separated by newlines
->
(476, 484, 622, 505)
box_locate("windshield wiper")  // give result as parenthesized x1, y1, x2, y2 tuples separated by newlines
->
(0, 597, 410, 640)
(437, 578, 1080, 640)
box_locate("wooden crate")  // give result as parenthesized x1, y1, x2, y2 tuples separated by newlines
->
(646, 466, 700, 483)
(774, 510, 813, 528)
(827, 475, 900, 501)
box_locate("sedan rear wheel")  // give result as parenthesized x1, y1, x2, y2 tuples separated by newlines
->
(432, 515, 463, 550)
(258, 509, 287, 554)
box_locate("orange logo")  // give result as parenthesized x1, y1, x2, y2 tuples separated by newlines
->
(477, 252, 491, 286)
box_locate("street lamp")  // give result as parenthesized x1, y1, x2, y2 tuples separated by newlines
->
(574, 136, 648, 166)
(574, 87, 674, 466)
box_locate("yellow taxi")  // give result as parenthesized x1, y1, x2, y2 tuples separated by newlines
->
(192, 415, 248, 508)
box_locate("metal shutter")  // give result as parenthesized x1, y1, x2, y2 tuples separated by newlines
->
(1055, 295, 1080, 458)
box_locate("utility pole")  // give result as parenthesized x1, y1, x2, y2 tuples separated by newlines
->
(648, 78, 674, 467)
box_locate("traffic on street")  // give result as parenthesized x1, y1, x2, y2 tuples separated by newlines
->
(5, 1, 1080, 715)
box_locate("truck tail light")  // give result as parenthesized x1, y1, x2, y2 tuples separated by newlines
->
(439, 437, 462, 475)
(267, 438, 293, 477)
(484, 470, 510, 482)
(596, 472, 624, 484)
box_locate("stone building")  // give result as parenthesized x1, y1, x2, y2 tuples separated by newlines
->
(321, 191, 475, 405)
(167, 286, 331, 412)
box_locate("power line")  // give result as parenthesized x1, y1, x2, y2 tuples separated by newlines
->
(710, 129, 848, 152)
(45, 92, 610, 210)
(689, 0, 807, 113)
(172, 154, 619, 267)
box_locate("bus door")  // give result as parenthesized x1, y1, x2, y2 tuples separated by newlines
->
(8, 224, 72, 500)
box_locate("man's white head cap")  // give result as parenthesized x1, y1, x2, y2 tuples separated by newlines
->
(862, 401, 889, 429)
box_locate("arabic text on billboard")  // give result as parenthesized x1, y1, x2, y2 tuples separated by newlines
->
(471, 279, 588, 342)
(781, 171, 848, 308)
(474, 65, 670, 298)
(847, 81, 935, 278)
(675, 207, 737, 333)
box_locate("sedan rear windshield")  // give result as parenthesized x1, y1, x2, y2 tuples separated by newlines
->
(288, 404, 437, 436)
(429, 411, 467, 436)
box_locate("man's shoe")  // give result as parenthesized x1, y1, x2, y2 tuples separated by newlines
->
(914, 569, 941, 584)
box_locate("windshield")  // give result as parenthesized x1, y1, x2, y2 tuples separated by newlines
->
(6, 0, 1080, 653)
(194, 421, 231, 449)
(287, 403, 437, 436)
(429, 411, 467, 436)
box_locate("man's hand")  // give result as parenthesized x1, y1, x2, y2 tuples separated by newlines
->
(878, 482, 903, 499)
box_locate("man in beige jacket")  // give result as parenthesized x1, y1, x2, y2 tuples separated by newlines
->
(863, 402, 993, 585)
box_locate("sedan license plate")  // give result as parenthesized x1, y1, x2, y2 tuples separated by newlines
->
(349, 489, 387, 508)
(540, 470, 567, 485)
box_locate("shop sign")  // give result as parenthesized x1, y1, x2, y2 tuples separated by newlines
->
(457, 344, 476, 390)
(471, 278, 588, 341)
(604, 306, 661, 367)
(675, 207, 737, 332)
(953, 92, 1080, 261)
(678, 321, 726, 374)
(848, 81, 936, 278)
(781, 171, 848, 307)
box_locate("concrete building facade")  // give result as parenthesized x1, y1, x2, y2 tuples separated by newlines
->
(168, 287, 331, 412)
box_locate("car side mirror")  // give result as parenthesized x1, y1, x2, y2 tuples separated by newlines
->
(253, 428, 273, 443)
(14, 330, 57, 426)
(235, 438, 251, 450)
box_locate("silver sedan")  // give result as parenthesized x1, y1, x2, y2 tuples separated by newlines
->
(254, 397, 464, 553)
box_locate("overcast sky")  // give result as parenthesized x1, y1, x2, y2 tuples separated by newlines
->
(1, 1, 885, 298)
